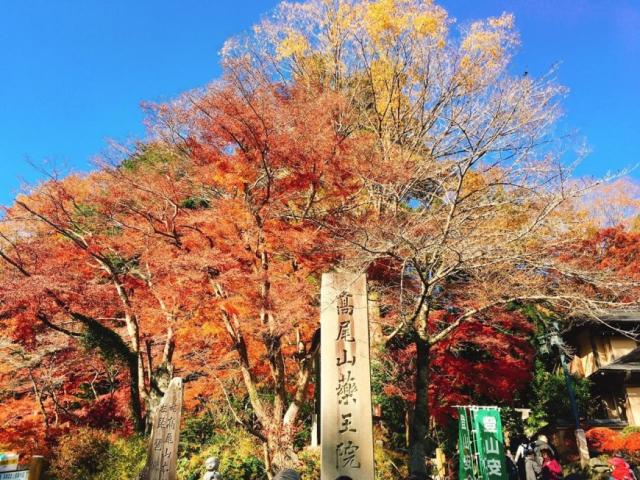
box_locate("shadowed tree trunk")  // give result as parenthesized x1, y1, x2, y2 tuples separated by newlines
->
(409, 336, 430, 479)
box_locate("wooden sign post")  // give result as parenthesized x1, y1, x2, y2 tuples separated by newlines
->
(140, 378, 183, 480)
(320, 272, 374, 480)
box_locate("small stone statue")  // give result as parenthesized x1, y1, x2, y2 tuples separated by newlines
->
(203, 456, 222, 480)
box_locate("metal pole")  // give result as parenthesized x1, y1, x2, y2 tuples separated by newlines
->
(550, 322, 590, 466)
(558, 348, 581, 430)
(550, 322, 580, 430)
(558, 350, 591, 466)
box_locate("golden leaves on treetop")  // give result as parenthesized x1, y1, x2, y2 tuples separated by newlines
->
(364, 0, 447, 44)
(458, 13, 518, 90)
(276, 30, 309, 60)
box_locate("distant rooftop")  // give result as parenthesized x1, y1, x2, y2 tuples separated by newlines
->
(598, 312, 640, 323)
(597, 345, 640, 373)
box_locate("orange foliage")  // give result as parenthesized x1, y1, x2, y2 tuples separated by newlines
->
(586, 427, 640, 456)
(0, 79, 370, 467)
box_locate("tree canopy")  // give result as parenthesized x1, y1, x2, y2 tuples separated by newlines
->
(0, 0, 639, 477)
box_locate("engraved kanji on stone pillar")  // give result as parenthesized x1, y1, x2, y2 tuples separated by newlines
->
(140, 377, 183, 480)
(320, 272, 374, 480)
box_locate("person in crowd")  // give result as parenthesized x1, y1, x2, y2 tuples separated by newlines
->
(273, 469, 301, 480)
(533, 435, 556, 465)
(628, 456, 640, 480)
(540, 448, 563, 480)
(514, 436, 531, 480)
(525, 446, 542, 480)
(609, 452, 636, 480)
(506, 450, 520, 480)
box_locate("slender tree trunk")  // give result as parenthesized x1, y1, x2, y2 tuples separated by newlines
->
(216, 273, 317, 476)
(409, 336, 430, 479)
(28, 371, 50, 435)
(90, 371, 100, 400)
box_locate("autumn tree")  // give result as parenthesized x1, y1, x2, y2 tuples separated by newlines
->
(2, 2, 638, 477)
(131, 76, 383, 474)
(383, 307, 535, 426)
(0, 171, 183, 433)
(575, 177, 640, 231)
(224, 0, 640, 475)
(560, 226, 640, 284)
(0, 72, 369, 473)
(0, 142, 245, 435)
(0, 77, 369, 472)
(0, 338, 129, 454)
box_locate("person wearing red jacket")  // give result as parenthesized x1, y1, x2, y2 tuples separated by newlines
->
(609, 453, 636, 480)
(540, 449, 563, 480)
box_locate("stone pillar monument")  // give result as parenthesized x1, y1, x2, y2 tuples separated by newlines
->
(140, 377, 183, 480)
(320, 272, 374, 480)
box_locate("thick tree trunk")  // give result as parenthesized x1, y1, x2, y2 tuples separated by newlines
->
(145, 368, 171, 434)
(84, 312, 145, 433)
(409, 336, 430, 479)
(144, 329, 175, 434)
(127, 353, 146, 434)
(265, 425, 299, 476)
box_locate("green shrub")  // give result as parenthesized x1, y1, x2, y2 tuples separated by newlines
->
(120, 144, 177, 172)
(622, 425, 640, 436)
(526, 359, 594, 432)
(180, 197, 210, 210)
(177, 428, 266, 480)
(374, 444, 408, 480)
(49, 429, 145, 480)
(93, 436, 146, 480)
(180, 410, 218, 456)
(298, 448, 320, 480)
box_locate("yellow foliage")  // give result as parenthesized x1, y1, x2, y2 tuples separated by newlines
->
(369, 57, 410, 117)
(461, 170, 488, 195)
(365, 0, 407, 42)
(330, 1, 359, 34)
(370, 57, 394, 93)
(276, 29, 309, 60)
(374, 443, 409, 479)
(413, 12, 440, 37)
(457, 13, 517, 90)
(461, 13, 516, 64)
(461, 29, 504, 63)
(364, 0, 447, 43)
(489, 13, 515, 29)
(201, 321, 223, 336)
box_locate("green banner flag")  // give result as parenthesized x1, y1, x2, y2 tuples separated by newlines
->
(457, 407, 475, 480)
(473, 408, 507, 480)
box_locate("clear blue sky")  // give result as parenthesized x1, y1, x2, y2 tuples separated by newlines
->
(1, 0, 638, 206)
